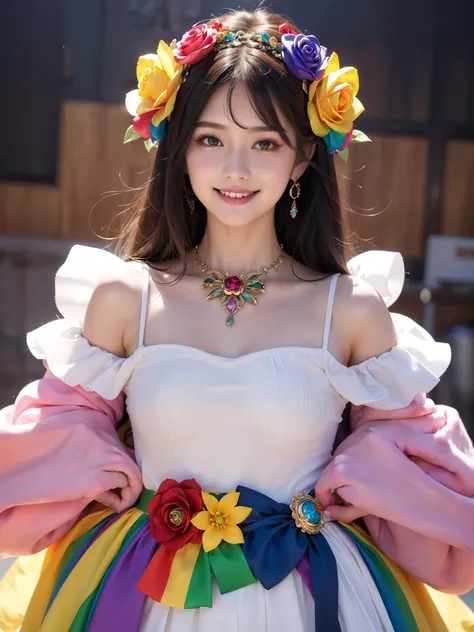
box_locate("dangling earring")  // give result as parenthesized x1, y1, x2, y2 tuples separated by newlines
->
(185, 194, 195, 214)
(289, 178, 301, 219)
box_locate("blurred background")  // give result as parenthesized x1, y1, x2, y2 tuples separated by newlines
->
(1, 1, 473, 418)
(0, 0, 474, 600)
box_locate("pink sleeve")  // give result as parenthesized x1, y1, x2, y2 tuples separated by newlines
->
(0, 369, 143, 557)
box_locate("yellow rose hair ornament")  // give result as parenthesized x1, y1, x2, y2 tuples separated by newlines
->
(124, 21, 371, 159)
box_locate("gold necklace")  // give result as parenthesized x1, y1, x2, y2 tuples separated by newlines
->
(194, 245, 284, 328)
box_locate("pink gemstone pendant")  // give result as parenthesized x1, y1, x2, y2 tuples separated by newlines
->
(224, 276, 242, 292)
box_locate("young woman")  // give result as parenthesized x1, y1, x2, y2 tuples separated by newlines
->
(1, 7, 473, 632)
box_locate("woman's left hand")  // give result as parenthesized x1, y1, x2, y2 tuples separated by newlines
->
(349, 393, 436, 432)
(351, 399, 474, 494)
(316, 406, 474, 523)
(316, 416, 444, 523)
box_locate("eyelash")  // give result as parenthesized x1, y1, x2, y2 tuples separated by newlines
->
(195, 135, 282, 152)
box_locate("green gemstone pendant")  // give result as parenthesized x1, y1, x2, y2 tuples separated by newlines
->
(246, 274, 259, 284)
(226, 315, 234, 328)
(207, 288, 224, 299)
(242, 291, 257, 304)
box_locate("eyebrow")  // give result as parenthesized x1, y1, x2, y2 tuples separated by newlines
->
(195, 121, 283, 133)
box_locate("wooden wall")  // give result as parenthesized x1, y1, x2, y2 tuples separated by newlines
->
(1, 101, 474, 255)
(0, 102, 151, 240)
(442, 141, 474, 238)
(338, 136, 430, 257)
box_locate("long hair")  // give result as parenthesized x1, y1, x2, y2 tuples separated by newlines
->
(117, 8, 349, 277)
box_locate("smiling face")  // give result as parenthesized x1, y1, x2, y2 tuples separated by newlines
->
(185, 82, 299, 228)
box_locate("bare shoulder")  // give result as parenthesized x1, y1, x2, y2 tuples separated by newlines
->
(333, 274, 397, 365)
(82, 260, 144, 357)
(334, 274, 389, 316)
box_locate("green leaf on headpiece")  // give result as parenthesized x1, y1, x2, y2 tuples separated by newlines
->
(337, 148, 350, 162)
(124, 125, 141, 144)
(144, 138, 157, 152)
(351, 130, 371, 144)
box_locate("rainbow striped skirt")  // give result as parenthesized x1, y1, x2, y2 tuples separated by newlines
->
(16, 484, 474, 632)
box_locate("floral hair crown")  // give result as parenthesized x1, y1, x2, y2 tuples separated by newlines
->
(124, 20, 370, 159)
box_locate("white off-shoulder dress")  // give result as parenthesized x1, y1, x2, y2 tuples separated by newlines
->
(26, 246, 451, 632)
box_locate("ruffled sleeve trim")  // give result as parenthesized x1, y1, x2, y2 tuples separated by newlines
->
(334, 249, 451, 409)
(27, 319, 139, 400)
(391, 312, 451, 377)
(26, 245, 138, 399)
(324, 344, 440, 409)
(55, 245, 127, 321)
(347, 250, 404, 308)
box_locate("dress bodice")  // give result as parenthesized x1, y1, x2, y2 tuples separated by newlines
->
(125, 344, 346, 502)
(26, 246, 451, 502)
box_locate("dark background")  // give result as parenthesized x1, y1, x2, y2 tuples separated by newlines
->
(2, 0, 474, 245)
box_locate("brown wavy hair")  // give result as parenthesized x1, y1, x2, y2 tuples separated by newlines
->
(117, 8, 349, 277)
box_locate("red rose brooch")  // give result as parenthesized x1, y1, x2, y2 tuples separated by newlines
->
(148, 478, 203, 549)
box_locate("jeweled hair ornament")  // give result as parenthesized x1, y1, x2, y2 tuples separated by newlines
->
(124, 19, 371, 159)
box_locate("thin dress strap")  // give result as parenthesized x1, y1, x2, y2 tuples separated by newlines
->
(137, 264, 150, 348)
(322, 274, 340, 351)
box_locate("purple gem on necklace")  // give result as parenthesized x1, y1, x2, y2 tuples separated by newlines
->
(226, 296, 239, 314)
(224, 276, 242, 292)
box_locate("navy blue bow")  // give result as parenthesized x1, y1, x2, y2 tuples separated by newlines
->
(237, 486, 341, 632)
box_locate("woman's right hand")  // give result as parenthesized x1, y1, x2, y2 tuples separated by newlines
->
(93, 471, 137, 513)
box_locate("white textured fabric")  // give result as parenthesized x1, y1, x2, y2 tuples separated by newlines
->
(25, 245, 452, 631)
(347, 250, 405, 308)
